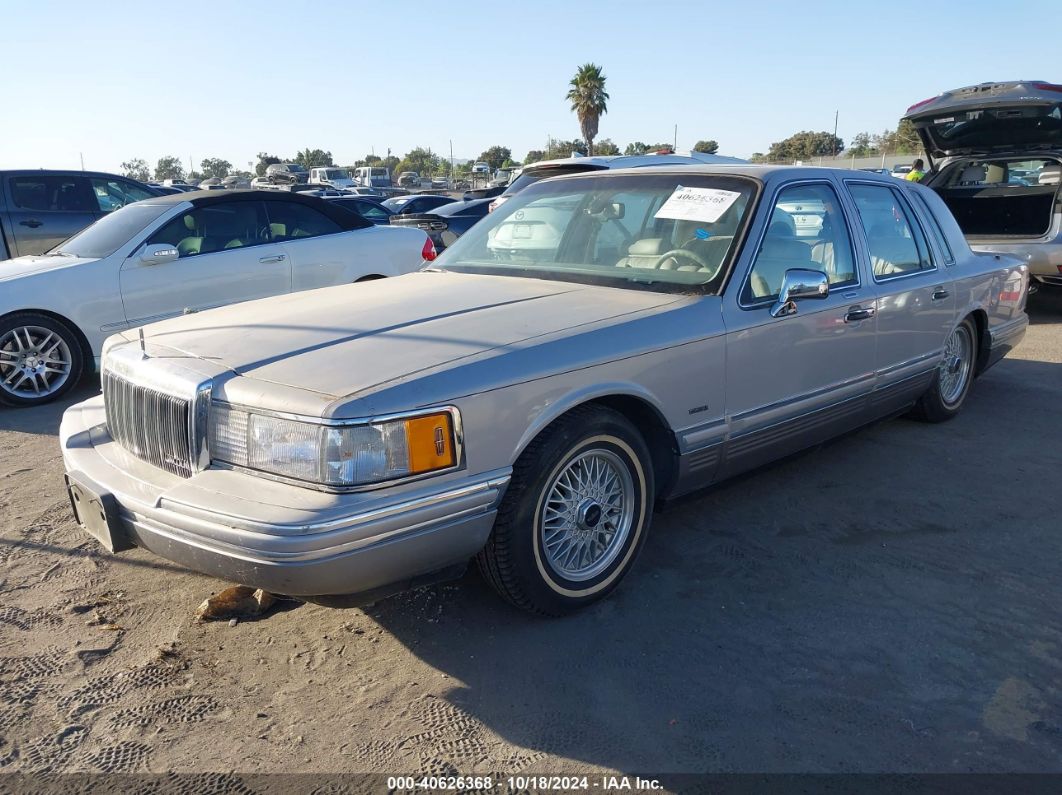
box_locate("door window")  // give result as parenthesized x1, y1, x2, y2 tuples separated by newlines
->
(148, 202, 270, 257)
(263, 201, 342, 240)
(848, 184, 934, 279)
(8, 176, 95, 212)
(745, 182, 856, 301)
(91, 178, 156, 213)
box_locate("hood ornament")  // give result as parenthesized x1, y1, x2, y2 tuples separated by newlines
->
(139, 327, 147, 359)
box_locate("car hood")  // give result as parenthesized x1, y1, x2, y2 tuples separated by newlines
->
(904, 81, 1062, 159)
(0, 253, 97, 282)
(132, 271, 684, 403)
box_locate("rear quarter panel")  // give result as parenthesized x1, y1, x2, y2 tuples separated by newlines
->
(287, 225, 425, 290)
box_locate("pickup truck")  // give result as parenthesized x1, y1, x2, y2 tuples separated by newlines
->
(308, 167, 356, 190)
(0, 169, 159, 261)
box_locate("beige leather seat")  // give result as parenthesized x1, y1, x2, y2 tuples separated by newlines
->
(615, 238, 667, 269)
(750, 223, 814, 298)
(176, 215, 203, 257)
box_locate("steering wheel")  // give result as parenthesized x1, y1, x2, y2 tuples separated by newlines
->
(651, 247, 714, 272)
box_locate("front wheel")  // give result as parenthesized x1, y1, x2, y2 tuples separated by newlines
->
(0, 313, 84, 407)
(477, 406, 654, 616)
(910, 317, 978, 423)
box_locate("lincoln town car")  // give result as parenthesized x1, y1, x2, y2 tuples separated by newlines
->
(60, 166, 1029, 615)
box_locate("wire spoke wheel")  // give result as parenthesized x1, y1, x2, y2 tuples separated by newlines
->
(0, 325, 73, 399)
(539, 449, 635, 582)
(938, 323, 973, 407)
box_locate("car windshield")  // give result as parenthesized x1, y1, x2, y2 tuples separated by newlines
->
(323, 169, 347, 179)
(370, 168, 388, 176)
(502, 164, 603, 197)
(48, 202, 174, 259)
(382, 198, 411, 210)
(436, 173, 756, 294)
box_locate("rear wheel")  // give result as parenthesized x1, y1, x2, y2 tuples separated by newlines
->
(0, 313, 84, 408)
(477, 406, 654, 616)
(910, 317, 977, 423)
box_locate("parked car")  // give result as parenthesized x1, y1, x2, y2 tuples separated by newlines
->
(59, 166, 1027, 615)
(382, 194, 461, 215)
(890, 165, 914, 179)
(353, 166, 392, 189)
(265, 163, 309, 185)
(309, 167, 355, 190)
(325, 195, 396, 225)
(397, 172, 421, 188)
(471, 161, 490, 175)
(388, 196, 492, 251)
(490, 168, 514, 188)
(903, 79, 1062, 292)
(0, 170, 160, 260)
(147, 184, 186, 196)
(487, 150, 748, 212)
(431, 176, 450, 190)
(0, 190, 435, 406)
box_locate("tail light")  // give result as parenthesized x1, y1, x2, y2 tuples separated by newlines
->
(1033, 83, 1062, 93)
(421, 235, 437, 262)
(905, 96, 937, 113)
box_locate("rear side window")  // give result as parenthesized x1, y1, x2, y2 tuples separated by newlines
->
(8, 176, 95, 212)
(264, 201, 342, 240)
(847, 183, 934, 279)
(910, 193, 955, 265)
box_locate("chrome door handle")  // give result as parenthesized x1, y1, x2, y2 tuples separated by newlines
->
(844, 305, 876, 323)
(259, 254, 286, 263)
(932, 288, 950, 300)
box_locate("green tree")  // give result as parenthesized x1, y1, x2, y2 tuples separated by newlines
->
(547, 139, 587, 159)
(594, 138, 620, 156)
(894, 119, 921, 154)
(120, 158, 150, 182)
(200, 157, 232, 179)
(623, 142, 649, 156)
(154, 156, 185, 182)
(294, 148, 334, 168)
(565, 63, 609, 156)
(766, 131, 844, 162)
(523, 150, 546, 164)
(478, 146, 512, 170)
(394, 147, 441, 178)
(255, 152, 282, 177)
(848, 132, 876, 158)
(693, 140, 719, 154)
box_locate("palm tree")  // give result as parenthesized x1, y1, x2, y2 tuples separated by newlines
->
(565, 63, 609, 156)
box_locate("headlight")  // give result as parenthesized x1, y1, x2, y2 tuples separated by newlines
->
(210, 405, 460, 488)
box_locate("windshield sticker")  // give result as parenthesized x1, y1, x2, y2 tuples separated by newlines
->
(933, 116, 955, 124)
(654, 186, 742, 224)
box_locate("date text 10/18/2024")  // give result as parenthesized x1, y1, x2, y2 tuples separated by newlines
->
(385, 775, 664, 791)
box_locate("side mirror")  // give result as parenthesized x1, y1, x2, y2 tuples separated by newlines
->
(770, 268, 829, 318)
(139, 243, 179, 265)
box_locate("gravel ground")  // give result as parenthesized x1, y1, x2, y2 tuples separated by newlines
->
(0, 292, 1060, 781)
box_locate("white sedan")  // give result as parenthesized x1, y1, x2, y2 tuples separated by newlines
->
(0, 190, 435, 407)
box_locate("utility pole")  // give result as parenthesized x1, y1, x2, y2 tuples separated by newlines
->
(449, 139, 454, 183)
(832, 110, 839, 158)
(673, 124, 678, 151)
(79, 152, 85, 171)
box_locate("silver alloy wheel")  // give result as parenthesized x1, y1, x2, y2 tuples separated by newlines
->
(540, 449, 636, 582)
(0, 326, 73, 399)
(939, 324, 973, 407)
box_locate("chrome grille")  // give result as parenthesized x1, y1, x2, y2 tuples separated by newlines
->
(103, 371, 196, 478)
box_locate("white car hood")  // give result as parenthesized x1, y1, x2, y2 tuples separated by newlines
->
(132, 271, 682, 401)
(0, 254, 96, 282)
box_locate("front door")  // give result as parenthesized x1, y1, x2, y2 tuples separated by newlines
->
(720, 179, 879, 478)
(4, 174, 98, 256)
(845, 181, 955, 414)
(119, 200, 291, 328)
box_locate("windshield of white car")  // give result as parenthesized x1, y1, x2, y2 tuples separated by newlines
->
(48, 202, 174, 259)
(436, 173, 757, 294)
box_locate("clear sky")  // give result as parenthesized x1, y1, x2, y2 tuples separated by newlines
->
(2, 0, 1060, 173)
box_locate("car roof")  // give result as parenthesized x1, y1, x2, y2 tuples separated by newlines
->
(539, 163, 910, 186)
(136, 189, 373, 227)
(522, 151, 748, 174)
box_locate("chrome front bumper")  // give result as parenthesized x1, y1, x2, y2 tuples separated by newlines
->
(60, 396, 509, 596)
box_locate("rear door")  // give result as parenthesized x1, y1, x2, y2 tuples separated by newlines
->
(844, 181, 955, 413)
(264, 199, 369, 290)
(4, 173, 98, 256)
(120, 200, 290, 326)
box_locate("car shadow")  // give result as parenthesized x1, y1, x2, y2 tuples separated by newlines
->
(1028, 289, 1062, 324)
(362, 356, 1062, 773)
(0, 377, 99, 436)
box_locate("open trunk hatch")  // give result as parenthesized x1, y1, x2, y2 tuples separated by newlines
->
(904, 81, 1062, 160)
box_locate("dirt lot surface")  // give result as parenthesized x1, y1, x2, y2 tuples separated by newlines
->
(1, 294, 1061, 782)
